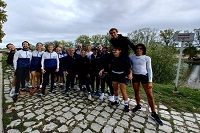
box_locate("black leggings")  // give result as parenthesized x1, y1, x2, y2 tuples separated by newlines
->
(90, 71, 100, 92)
(42, 67, 56, 94)
(79, 74, 91, 92)
(100, 75, 114, 95)
(15, 67, 29, 94)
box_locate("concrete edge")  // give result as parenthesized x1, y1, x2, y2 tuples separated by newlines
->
(0, 53, 4, 132)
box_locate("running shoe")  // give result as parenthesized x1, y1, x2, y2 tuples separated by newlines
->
(12, 94, 18, 102)
(64, 92, 69, 97)
(124, 105, 130, 112)
(111, 101, 120, 106)
(88, 93, 92, 100)
(132, 105, 142, 113)
(99, 93, 104, 100)
(30, 88, 35, 95)
(151, 112, 163, 126)
(108, 96, 114, 102)
(38, 93, 44, 97)
(95, 90, 101, 97)
(9, 88, 15, 97)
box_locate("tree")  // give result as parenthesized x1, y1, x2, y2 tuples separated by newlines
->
(90, 34, 104, 45)
(0, 0, 7, 42)
(127, 28, 158, 45)
(183, 43, 198, 59)
(159, 29, 179, 46)
(75, 35, 90, 48)
(147, 42, 177, 84)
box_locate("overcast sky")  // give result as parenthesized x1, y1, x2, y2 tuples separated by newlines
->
(1, 0, 200, 48)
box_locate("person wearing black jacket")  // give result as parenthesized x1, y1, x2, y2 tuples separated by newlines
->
(63, 47, 79, 96)
(76, 49, 92, 100)
(98, 47, 114, 101)
(90, 46, 102, 97)
(109, 28, 135, 58)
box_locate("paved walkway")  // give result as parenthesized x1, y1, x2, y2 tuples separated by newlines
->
(1, 55, 200, 133)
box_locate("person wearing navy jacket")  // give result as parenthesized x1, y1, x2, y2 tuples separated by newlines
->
(38, 43, 59, 97)
(30, 42, 44, 94)
(63, 47, 79, 96)
(13, 41, 32, 102)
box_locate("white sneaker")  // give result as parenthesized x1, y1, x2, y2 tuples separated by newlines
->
(79, 91, 84, 96)
(99, 93, 104, 100)
(108, 96, 114, 102)
(9, 88, 15, 97)
(88, 94, 92, 100)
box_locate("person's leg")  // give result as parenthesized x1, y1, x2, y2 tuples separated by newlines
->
(142, 84, 156, 112)
(9, 75, 16, 97)
(65, 74, 70, 92)
(41, 68, 50, 95)
(50, 68, 56, 92)
(132, 82, 141, 105)
(31, 71, 36, 88)
(70, 74, 75, 90)
(111, 81, 120, 105)
(21, 68, 29, 89)
(15, 68, 22, 94)
(119, 82, 130, 112)
(119, 83, 128, 101)
(36, 72, 41, 88)
(90, 73, 95, 92)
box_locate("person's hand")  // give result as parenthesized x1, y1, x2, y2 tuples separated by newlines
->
(65, 71, 68, 76)
(75, 75, 78, 78)
(147, 82, 152, 89)
(55, 68, 59, 72)
(42, 69, 46, 74)
(99, 69, 104, 76)
(128, 73, 133, 80)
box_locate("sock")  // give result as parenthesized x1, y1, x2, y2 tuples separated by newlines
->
(124, 100, 129, 106)
(12, 86, 15, 90)
(60, 83, 63, 85)
(54, 83, 56, 86)
(114, 96, 119, 102)
(101, 93, 104, 96)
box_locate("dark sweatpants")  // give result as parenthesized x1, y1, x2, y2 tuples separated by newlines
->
(15, 67, 29, 94)
(42, 67, 56, 95)
(65, 73, 75, 92)
(100, 75, 114, 95)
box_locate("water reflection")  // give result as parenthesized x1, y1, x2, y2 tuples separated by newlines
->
(180, 64, 200, 89)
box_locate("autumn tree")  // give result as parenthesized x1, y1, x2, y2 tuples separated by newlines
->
(0, 0, 7, 42)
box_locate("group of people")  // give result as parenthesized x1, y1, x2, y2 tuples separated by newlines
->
(6, 28, 163, 125)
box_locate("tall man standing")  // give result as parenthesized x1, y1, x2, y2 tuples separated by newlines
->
(13, 41, 32, 102)
(109, 28, 135, 57)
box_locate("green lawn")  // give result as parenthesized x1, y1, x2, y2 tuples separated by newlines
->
(126, 83, 200, 113)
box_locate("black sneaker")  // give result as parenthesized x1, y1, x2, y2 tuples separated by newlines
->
(151, 112, 163, 126)
(64, 92, 69, 97)
(132, 105, 142, 113)
(111, 101, 120, 106)
(124, 105, 130, 112)
(13, 94, 18, 102)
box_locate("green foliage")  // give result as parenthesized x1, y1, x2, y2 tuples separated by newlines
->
(75, 35, 90, 48)
(146, 43, 177, 84)
(126, 83, 200, 113)
(0, 0, 7, 42)
(159, 29, 180, 46)
(183, 42, 198, 58)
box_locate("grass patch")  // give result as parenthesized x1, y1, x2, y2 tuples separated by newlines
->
(126, 83, 200, 113)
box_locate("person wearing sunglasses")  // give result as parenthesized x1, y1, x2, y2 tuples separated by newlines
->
(130, 43, 163, 126)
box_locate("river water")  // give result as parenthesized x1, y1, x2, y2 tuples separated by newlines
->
(180, 64, 200, 89)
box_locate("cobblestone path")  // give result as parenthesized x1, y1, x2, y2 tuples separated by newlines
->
(2, 67, 200, 133)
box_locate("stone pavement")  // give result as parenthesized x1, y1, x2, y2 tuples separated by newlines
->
(2, 61, 200, 133)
